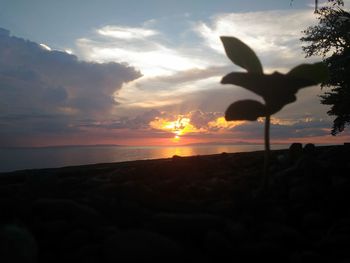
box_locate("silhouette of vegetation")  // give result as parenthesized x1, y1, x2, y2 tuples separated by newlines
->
(301, 0, 350, 135)
(290, 0, 319, 12)
(220, 36, 328, 191)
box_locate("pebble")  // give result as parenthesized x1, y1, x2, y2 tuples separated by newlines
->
(102, 229, 184, 263)
(0, 224, 37, 263)
(289, 143, 303, 164)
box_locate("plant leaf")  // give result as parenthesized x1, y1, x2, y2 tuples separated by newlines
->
(220, 36, 263, 74)
(221, 72, 267, 97)
(287, 62, 329, 83)
(225, 100, 266, 121)
(222, 71, 316, 115)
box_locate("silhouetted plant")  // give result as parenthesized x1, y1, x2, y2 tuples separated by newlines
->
(220, 36, 328, 191)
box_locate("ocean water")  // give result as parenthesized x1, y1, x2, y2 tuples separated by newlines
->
(0, 144, 289, 173)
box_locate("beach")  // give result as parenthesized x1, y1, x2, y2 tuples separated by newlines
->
(1, 144, 350, 262)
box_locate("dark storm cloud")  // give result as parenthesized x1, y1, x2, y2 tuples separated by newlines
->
(0, 28, 141, 146)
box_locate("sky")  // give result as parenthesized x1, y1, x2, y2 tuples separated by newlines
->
(0, 0, 350, 147)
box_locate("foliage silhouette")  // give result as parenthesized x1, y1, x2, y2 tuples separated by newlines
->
(301, 0, 350, 135)
(220, 36, 328, 191)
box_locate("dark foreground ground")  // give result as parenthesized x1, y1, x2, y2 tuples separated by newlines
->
(0, 144, 350, 263)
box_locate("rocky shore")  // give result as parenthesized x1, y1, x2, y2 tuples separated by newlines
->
(1, 144, 350, 263)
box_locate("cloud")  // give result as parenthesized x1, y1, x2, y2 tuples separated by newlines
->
(230, 118, 332, 140)
(77, 25, 208, 77)
(194, 10, 319, 71)
(194, 9, 328, 71)
(0, 28, 141, 146)
(97, 25, 159, 39)
(75, 23, 227, 113)
(77, 109, 162, 130)
(77, 9, 324, 117)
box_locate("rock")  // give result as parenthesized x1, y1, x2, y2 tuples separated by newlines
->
(289, 185, 312, 202)
(265, 205, 288, 223)
(0, 224, 37, 263)
(331, 175, 349, 187)
(269, 181, 289, 199)
(0, 197, 21, 223)
(59, 228, 90, 252)
(260, 222, 306, 248)
(118, 181, 154, 202)
(23, 172, 60, 198)
(319, 145, 343, 164)
(317, 234, 350, 260)
(303, 143, 316, 155)
(272, 166, 301, 192)
(328, 183, 350, 212)
(172, 155, 182, 161)
(0, 184, 22, 198)
(205, 230, 234, 260)
(92, 226, 120, 241)
(29, 199, 103, 229)
(149, 213, 226, 239)
(289, 143, 303, 164)
(276, 153, 289, 166)
(72, 244, 101, 263)
(206, 200, 234, 214)
(326, 218, 350, 237)
(303, 212, 328, 230)
(40, 220, 68, 237)
(220, 152, 228, 158)
(289, 250, 325, 263)
(302, 212, 329, 240)
(109, 199, 151, 228)
(294, 154, 327, 181)
(238, 242, 286, 263)
(102, 229, 184, 263)
(226, 220, 250, 245)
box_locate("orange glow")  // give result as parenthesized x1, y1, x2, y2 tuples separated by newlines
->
(208, 117, 245, 129)
(150, 116, 201, 141)
(149, 114, 248, 144)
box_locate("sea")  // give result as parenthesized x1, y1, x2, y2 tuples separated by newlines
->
(0, 144, 290, 173)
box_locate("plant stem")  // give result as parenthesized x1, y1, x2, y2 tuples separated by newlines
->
(263, 114, 271, 191)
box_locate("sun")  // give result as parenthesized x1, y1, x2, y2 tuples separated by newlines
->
(171, 134, 182, 144)
(149, 115, 200, 143)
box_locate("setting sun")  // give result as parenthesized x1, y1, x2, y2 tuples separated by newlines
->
(150, 116, 200, 142)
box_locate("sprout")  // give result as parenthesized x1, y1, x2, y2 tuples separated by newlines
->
(220, 36, 328, 191)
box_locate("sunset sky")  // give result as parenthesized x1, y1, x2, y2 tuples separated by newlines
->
(1, 0, 350, 147)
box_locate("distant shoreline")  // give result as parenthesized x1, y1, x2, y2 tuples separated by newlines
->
(0, 142, 340, 150)
(0, 144, 342, 175)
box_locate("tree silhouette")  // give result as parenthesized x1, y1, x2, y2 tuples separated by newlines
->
(301, 0, 350, 135)
(220, 36, 328, 191)
(290, 0, 319, 12)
